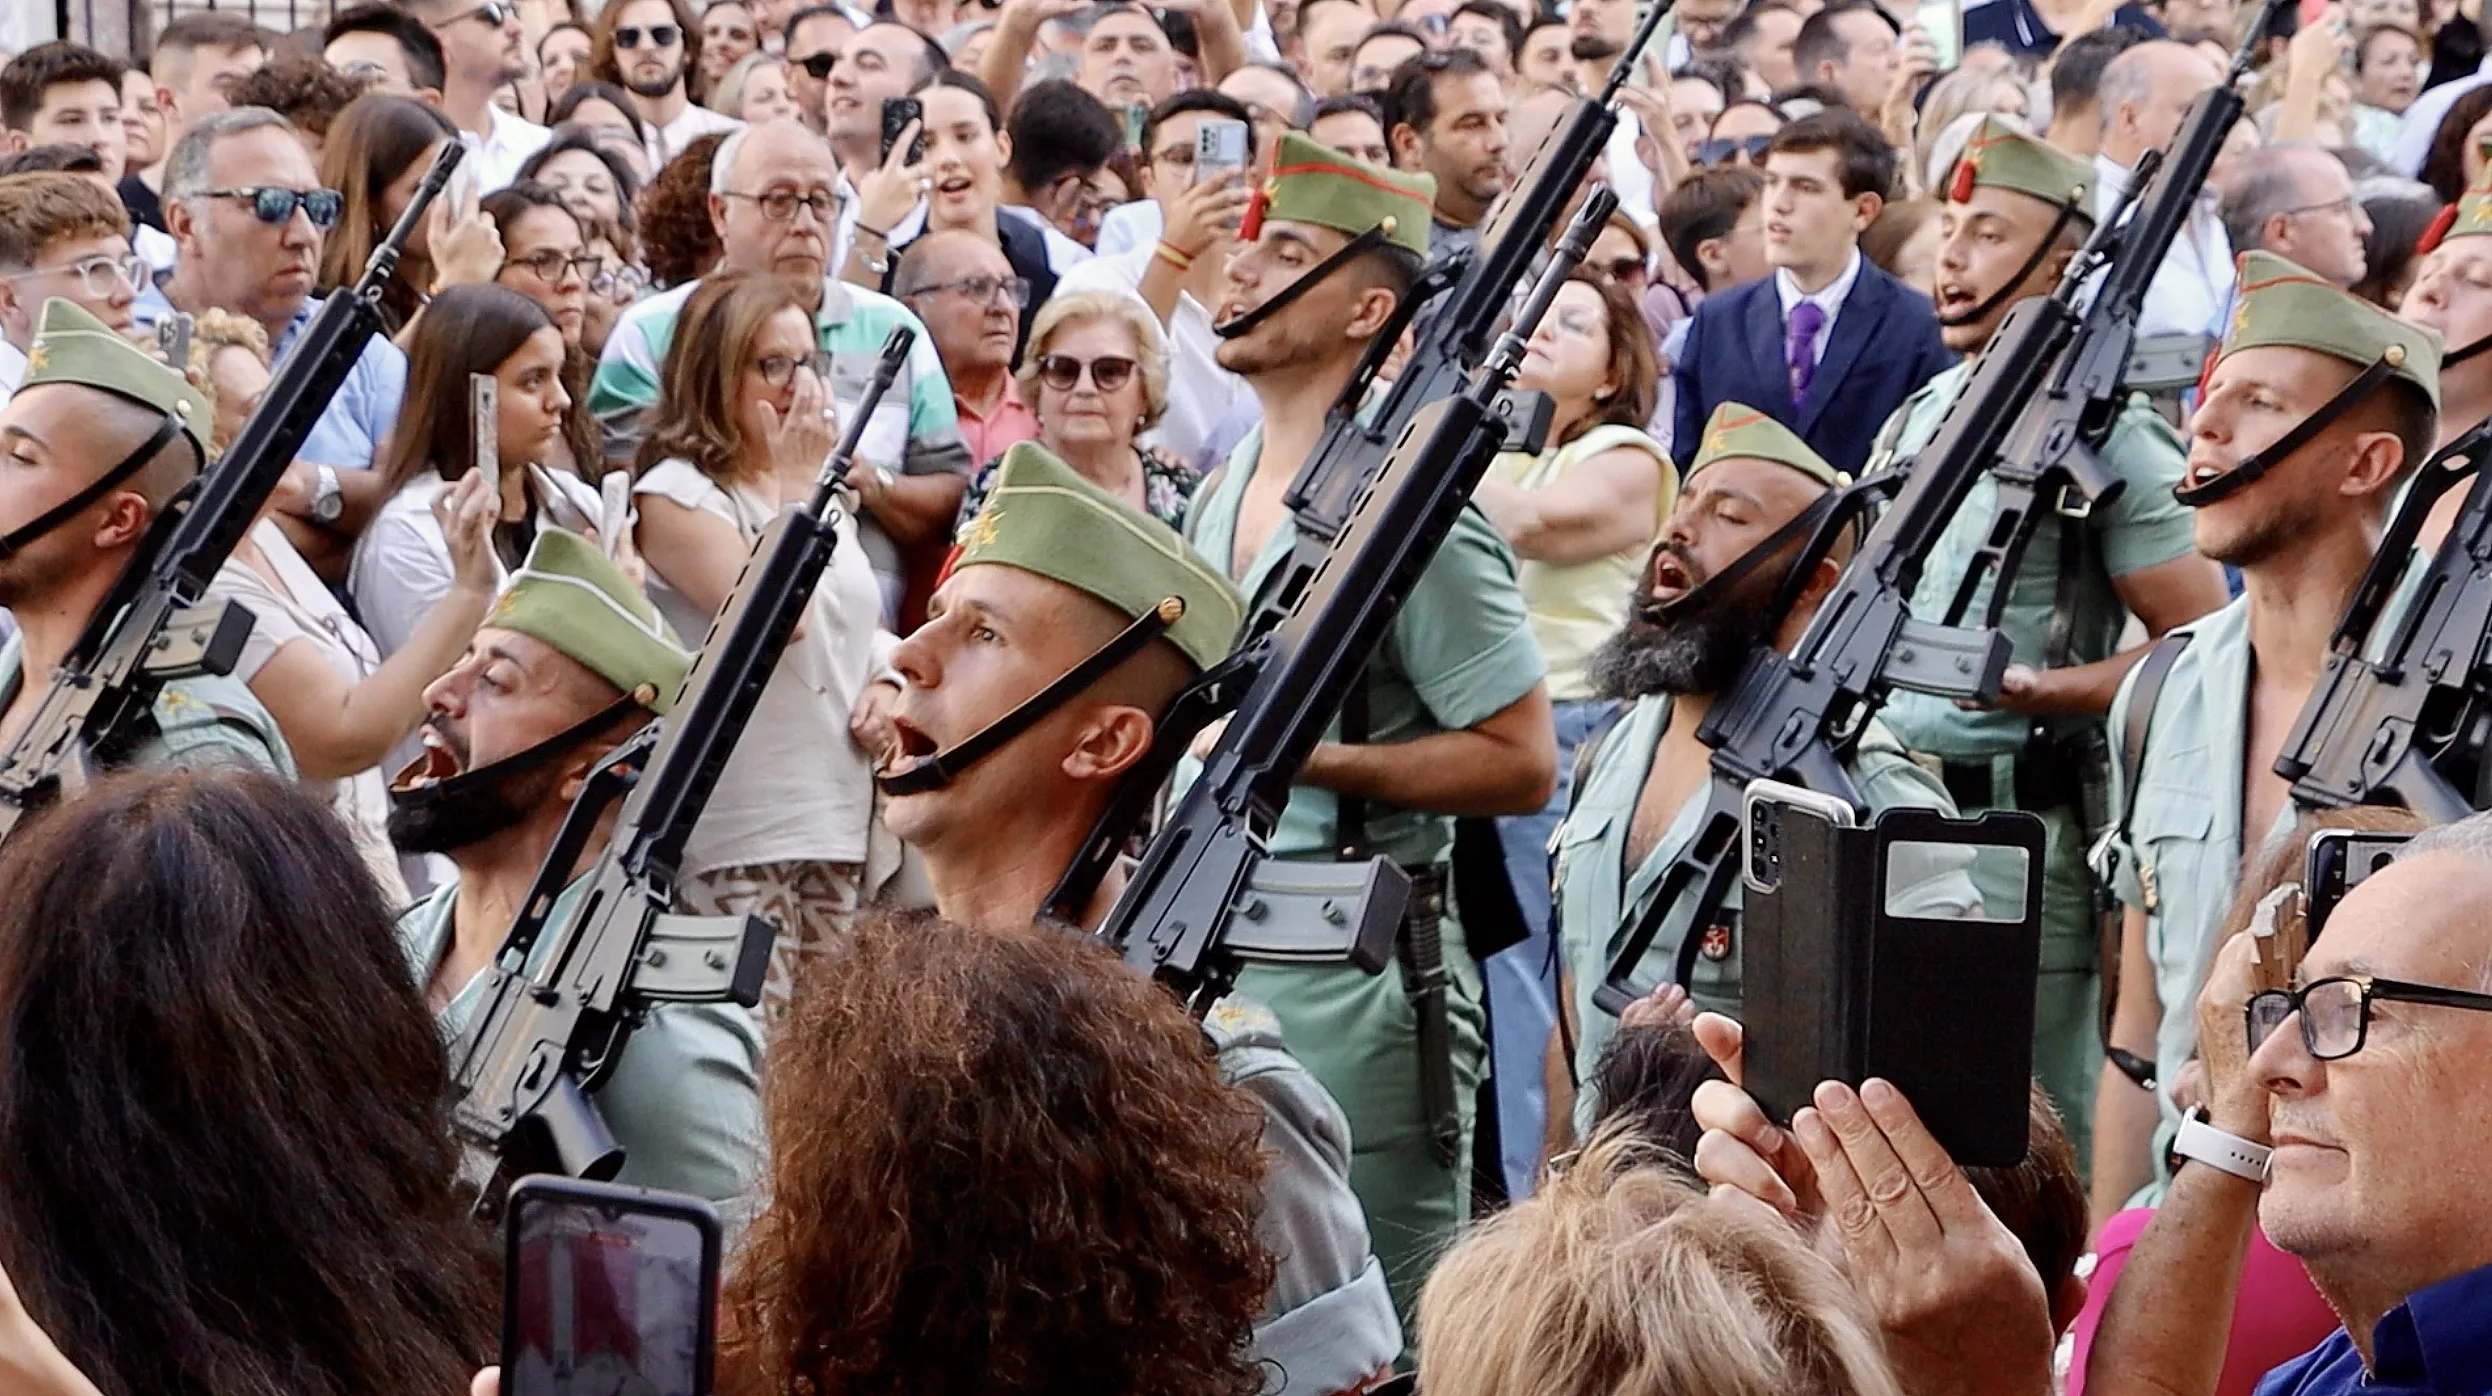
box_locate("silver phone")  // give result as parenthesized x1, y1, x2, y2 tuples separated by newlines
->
(1742, 777, 1858, 895)
(1194, 117, 1250, 188)
(600, 469, 632, 561)
(469, 372, 499, 499)
(154, 311, 193, 371)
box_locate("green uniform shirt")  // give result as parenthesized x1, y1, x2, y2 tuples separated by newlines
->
(1555, 695, 1980, 1102)
(398, 879, 765, 1206)
(1871, 361, 2201, 758)
(0, 634, 293, 777)
(2100, 596, 2297, 1168)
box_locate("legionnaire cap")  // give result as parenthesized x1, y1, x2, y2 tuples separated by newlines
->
(955, 441, 1244, 671)
(22, 297, 213, 458)
(1946, 116, 2093, 219)
(1688, 402, 1853, 489)
(486, 528, 695, 714)
(1244, 131, 1437, 259)
(2216, 250, 2440, 409)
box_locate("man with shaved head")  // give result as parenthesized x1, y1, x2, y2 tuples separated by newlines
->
(589, 118, 970, 626)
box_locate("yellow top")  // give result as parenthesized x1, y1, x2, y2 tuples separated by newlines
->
(1487, 423, 1676, 702)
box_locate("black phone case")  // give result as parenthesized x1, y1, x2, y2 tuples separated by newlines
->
(880, 98, 923, 164)
(1743, 805, 2045, 1167)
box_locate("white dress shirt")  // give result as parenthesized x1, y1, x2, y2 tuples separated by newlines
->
(2093, 151, 2234, 340)
(998, 203, 1097, 275)
(1054, 245, 1254, 465)
(1096, 199, 1165, 258)
(644, 102, 745, 172)
(460, 106, 554, 195)
(0, 339, 25, 407)
(1771, 245, 1864, 367)
(2393, 58, 2492, 177)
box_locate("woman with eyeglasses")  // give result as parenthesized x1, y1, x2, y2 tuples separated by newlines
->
(631, 270, 892, 1022)
(351, 286, 604, 682)
(453, 181, 607, 475)
(318, 94, 504, 334)
(582, 233, 649, 358)
(954, 291, 1198, 530)
(698, 0, 761, 98)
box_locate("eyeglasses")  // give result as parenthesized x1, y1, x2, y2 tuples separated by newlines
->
(1593, 255, 1646, 283)
(752, 350, 830, 387)
(507, 248, 602, 284)
(791, 51, 838, 79)
(201, 186, 344, 228)
(723, 188, 840, 222)
(2282, 195, 2360, 221)
(2245, 974, 2492, 1061)
(1694, 135, 1772, 166)
(615, 24, 683, 48)
(591, 263, 646, 299)
(2, 253, 148, 299)
(1037, 353, 1137, 391)
(905, 274, 1030, 307)
(451, 1, 517, 28)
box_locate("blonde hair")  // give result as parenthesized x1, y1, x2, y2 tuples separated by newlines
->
(182, 309, 273, 460)
(1417, 1127, 1904, 1396)
(1015, 289, 1171, 432)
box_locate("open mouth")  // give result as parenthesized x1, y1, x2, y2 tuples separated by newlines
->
(934, 176, 974, 198)
(1646, 550, 1695, 605)
(394, 723, 466, 791)
(1937, 282, 1978, 318)
(882, 715, 939, 776)
(2181, 456, 2233, 493)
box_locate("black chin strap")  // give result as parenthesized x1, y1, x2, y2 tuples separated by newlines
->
(2447, 331, 2492, 369)
(2172, 358, 2399, 508)
(1213, 226, 1390, 341)
(388, 691, 650, 799)
(877, 598, 1183, 797)
(1936, 203, 2085, 330)
(0, 413, 185, 560)
(1639, 487, 1853, 628)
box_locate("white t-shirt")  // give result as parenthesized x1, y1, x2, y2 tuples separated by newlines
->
(634, 459, 894, 871)
(645, 102, 746, 171)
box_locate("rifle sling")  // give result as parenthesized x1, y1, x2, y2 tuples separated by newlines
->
(0, 413, 187, 560)
(2172, 358, 2397, 508)
(875, 598, 1181, 796)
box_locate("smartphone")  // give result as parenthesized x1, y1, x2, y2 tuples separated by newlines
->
(1194, 117, 1250, 189)
(2304, 829, 2412, 939)
(1122, 101, 1149, 149)
(470, 372, 500, 500)
(501, 1176, 721, 1396)
(879, 95, 924, 165)
(154, 310, 193, 371)
(1916, 0, 1961, 71)
(1741, 777, 1857, 896)
(599, 470, 633, 561)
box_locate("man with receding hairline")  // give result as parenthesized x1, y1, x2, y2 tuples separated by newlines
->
(2093, 39, 2235, 342)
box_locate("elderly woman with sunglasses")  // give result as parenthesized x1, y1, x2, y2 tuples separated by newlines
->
(952, 290, 1198, 530)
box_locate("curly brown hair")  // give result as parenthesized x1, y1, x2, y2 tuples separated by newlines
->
(720, 911, 1274, 1396)
(639, 130, 729, 290)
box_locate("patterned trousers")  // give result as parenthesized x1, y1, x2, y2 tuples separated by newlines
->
(678, 859, 867, 1029)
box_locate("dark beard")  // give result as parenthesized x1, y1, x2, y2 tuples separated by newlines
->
(1585, 546, 1794, 700)
(1569, 33, 1622, 62)
(623, 66, 682, 99)
(387, 758, 568, 854)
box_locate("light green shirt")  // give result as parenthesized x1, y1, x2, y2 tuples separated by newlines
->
(1486, 424, 1674, 702)
(0, 633, 293, 777)
(1180, 428, 1549, 868)
(1555, 695, 1980, 1094)
(398, 878, 765, 1205)
(1869, 361, 2200, 758)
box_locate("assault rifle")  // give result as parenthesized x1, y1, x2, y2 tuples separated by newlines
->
(2272, 417, 2492, 821)
(0, 143, 462, 840)
(447, 328, 915, 1209)
(1049, 0, 1672, 1005)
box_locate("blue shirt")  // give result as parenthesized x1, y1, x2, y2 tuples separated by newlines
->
(136, 293, 407, 473)
(2255, 1261, 2492, 1395)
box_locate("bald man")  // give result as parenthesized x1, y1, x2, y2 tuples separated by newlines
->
(589, 118, 971, 627)
(2092, 40, 2236, 343)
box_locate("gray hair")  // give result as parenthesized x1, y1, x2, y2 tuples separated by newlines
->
(710, 126, 749, 196)
(2092, 43, 2159, 137)
(162, 106, 301, 204)
(711, 52, 782, 121)
(2399, 811, 2492, 869)
(2219, 143, 2328, 260)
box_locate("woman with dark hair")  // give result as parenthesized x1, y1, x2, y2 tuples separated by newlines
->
(2353, 187, 2442, 309)
(477, 181, 605, 471)
(350, 285, 601, 671)
(632, 271, 887, 1020)
(717, 911, 1273, 1396)
(637, 130, 729, 289)
(316, 92, 480, 332)
(539, 20, 593, 105)
(0, 767, 497, 1396)
(546, 83, 656, 181)
(698, 0, 760, 96)
(1863, 195, 1941, 299)
(521, 122, 644, 242)
(2419, 82, 2492, 203)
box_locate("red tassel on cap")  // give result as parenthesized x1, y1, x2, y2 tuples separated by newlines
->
(2419, 202, 2459, 257)
(2195, 342, 2222, 399)
(1947, 157, 1977, 205)
(1239, 186, 1270, 244)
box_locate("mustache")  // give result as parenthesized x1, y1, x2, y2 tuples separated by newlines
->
(423, 712, 471, 767)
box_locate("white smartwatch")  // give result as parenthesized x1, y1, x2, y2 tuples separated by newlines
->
(2173, 1107, 2273, 1183)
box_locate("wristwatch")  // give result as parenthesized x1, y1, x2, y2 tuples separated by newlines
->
(2172, 1106, 2272, 1183)
(310, 464, 344, 525)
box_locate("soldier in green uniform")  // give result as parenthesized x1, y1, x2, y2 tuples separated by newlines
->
(389, 529, 764, 1205)
(1183, 133, 1558, 1328)
(1866, 117, 2231, 1166)
(1549, 403, 1982, 1136)
(873, 442, 1403, 1391)
(2092, 252, 2440, 1216)
(2394, 160, 2492, 554)
(0, 299, 289, 774)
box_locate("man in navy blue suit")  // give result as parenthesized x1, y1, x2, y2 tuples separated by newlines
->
(1669, 107, 1952, 479)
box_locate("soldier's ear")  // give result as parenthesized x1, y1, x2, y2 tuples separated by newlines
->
(1061, 704, 1155, 783)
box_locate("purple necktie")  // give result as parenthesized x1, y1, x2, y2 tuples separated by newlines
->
(1787, 299, 1827, 409)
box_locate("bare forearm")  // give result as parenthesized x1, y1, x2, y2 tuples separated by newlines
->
(1194, 1, 1246, 83)
(978, 8, 1043, 116)
(2090, 1063, 2162, 1232)
(866, 471, 967, 547)
(1138, 249, 1185, 326)
(2086, 1161, 2261, 1396)
(1297, 730, 1551, 816)
(331, 582, 496, 768)
(2021, 643, 2152, 718)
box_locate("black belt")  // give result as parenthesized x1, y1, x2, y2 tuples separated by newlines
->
(1936, 734, 2096, 815)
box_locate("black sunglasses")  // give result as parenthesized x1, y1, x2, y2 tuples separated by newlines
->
(453, 1, 516, 28)
(615, 24, 683, 48)
(791, 51, 837, 79)
(1694, 135, 1773, 166)
(202, 186, 344, 228)
(1037, 354, 1137, 392)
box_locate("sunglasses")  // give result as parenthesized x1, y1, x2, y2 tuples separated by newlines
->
(1037, 354, 1137, 392)
(202, 186, 344, 228)
(791, 51, 838, 79)
(455, 1, 517, 28)
(615, 24, 683, 48)
(1694, 135, 1772, 166)
(1594, 255, 1646, 282)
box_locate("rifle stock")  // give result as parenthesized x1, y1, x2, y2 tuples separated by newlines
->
(448, 329, 916, 1209)
(0, 142, 463, 839)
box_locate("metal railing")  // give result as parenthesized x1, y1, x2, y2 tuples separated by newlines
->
(54, 0, 338, 57)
